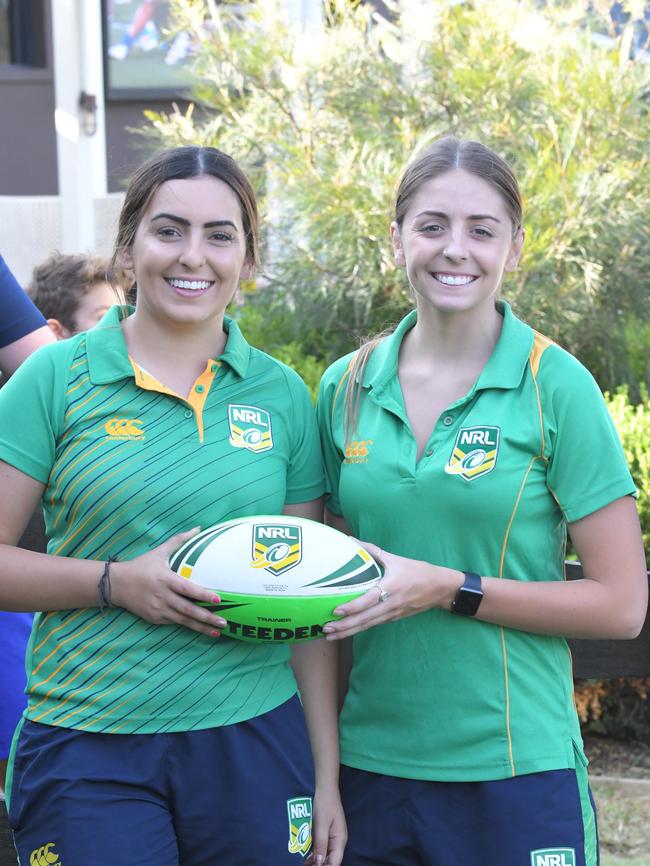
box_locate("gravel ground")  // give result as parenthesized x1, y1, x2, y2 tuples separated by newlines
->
(585, 735, 650, 780)
(584, 735, 650, 861)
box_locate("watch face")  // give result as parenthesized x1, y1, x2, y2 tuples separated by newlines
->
(452, 574, 483, 616)
(456, 591, 482, 615)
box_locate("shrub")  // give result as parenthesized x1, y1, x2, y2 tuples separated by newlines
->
(575, 677, 650, 744)
(575, 389, 649, 744)
(605, 387, 650, 564)
(142, 0, 650, 392)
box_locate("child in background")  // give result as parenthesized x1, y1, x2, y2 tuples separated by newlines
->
(27, 251, 125, 340)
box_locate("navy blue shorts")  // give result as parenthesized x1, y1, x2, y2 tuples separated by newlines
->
(340, 764, 599, 866)
(8, 695, 314, 866)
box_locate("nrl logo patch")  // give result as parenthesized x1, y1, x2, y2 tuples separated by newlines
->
(530, 848, 576, 866)
(228, 404, 273, 453)
(444, 425, 500, 481)
(286, 796, 312, 857)
(251, 523, 302, 576)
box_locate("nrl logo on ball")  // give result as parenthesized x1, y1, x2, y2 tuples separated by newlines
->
(251, 523, 302, 576)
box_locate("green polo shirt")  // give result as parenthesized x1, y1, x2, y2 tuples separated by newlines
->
(317, 301, 635, 781)
(0, 305, 323, 734)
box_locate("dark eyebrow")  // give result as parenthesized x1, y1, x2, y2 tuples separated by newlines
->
(468, 213, 501, 224)
(415, 209, 501, 224)
(150, 213, 239, 231)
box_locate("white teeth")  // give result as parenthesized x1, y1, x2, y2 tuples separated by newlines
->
(435, 274, 474, 286)
(168, 278, 211, 291)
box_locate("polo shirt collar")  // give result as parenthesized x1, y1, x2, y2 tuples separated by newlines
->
(220, 316, 251, 378)
(475, 301, 534, 390)
(363, 300, 534, 395)
(86, 305, 133, 384)
(86, 305, 251, 384)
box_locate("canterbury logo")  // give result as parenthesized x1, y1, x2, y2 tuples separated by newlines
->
(30, 843, 61, 866)
(344, 439, 373, 463)
(104, 418, 144, 439)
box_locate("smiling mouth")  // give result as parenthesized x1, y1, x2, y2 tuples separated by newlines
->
(433, 273, 477, 286)
(166, 278, 214, 291)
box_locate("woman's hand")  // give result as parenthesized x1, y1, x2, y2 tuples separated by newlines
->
(109, 528, 228, 637)
(306, 784, 347, 866)
(322, 541, 460, 640)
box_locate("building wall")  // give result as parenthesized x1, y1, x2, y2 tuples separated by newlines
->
(105, 99, 190, 194)
(0, 0, 57, 198)
(0, 72, 58, 195)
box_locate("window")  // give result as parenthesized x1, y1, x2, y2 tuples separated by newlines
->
(0, 0, 10, 64)
(0, 0, 47, 68)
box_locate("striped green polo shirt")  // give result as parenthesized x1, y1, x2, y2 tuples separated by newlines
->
(317, 301, 635, 781)
(0, 306, 323, 734)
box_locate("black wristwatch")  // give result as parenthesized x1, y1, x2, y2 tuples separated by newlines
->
(450, 572, 483, 616)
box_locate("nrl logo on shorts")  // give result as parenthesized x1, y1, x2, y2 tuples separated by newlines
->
(444, 425, 500, 481)
(530, 848, 576, 866)
(228, 404, 273, 453)
(251, 524, 302, 576)
(286, 796, 312, 857)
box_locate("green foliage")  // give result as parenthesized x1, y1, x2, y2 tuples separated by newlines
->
(605, 387, 650, 564)
(231, 302, 327, 401)
(142, 0, 650, 391)
(576, 677, 650, 744)
(573, 389, 650, 751)
(624, 317, 650, 395)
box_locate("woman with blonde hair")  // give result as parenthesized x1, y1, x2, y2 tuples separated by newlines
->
(317, 135, 646, 866)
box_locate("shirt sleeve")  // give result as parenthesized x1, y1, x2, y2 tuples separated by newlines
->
(0, 342, 67, 484)
(542, 348, 636, 523)
(0, 256, 46, 347)
(315, 360, 349, 516)
(283, 367, 325, 504)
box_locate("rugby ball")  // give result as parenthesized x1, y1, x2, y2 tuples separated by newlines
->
(169, 515, 383, 643)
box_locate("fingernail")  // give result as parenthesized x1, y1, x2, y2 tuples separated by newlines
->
(332, 608, 343, 616)
(210, 630, 221, 638)
(322, 625, 334, 633)
(216, 619, 227, 628)
(211, 595, 220, 604)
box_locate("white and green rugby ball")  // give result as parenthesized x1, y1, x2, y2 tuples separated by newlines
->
(169, 515, 383, 643)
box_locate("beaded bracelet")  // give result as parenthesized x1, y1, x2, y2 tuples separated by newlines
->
(98, 555, 118, 613)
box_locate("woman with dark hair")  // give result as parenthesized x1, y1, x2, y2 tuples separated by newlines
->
(0, 146, 345, 866)
(317, 136, 646, 866)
